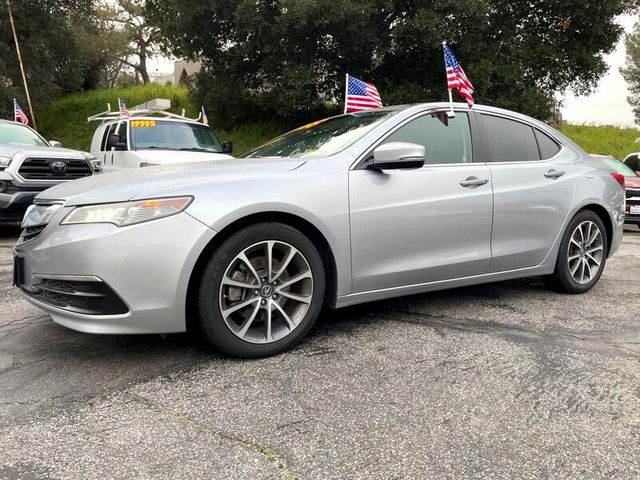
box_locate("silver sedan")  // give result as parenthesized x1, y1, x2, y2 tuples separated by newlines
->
(13, 103, 625, 357)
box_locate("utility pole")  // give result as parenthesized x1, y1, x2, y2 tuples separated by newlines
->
(6, 0, 36, 129)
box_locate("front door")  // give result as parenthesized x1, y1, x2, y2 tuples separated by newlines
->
(349, 111, 494, 293)
(479, 113, 576, 272)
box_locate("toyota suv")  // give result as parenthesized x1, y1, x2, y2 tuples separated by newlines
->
(0, 120, 100, 222)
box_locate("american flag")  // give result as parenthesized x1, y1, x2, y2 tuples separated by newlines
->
(201, 106, 208, 125)
(14, 99, 28, 125)
(118, 98, 130, 117)
(345, 75, 382, 113)
(443, 43, 475, 107)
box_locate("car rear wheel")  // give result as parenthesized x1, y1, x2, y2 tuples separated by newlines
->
(545, 210, 608, 294)
(197, 222, 325, 358)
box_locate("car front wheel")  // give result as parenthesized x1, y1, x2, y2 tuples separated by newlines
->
(197, 222, 325, 358)
(545, 210, 608, 294)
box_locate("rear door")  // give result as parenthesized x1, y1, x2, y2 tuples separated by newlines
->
(349, 110, 494, 292)
(479, 113, 576, 272)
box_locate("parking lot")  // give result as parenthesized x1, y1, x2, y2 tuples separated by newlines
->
(0, 223, 639, 479)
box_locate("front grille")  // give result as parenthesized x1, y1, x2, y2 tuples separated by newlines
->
(18, 157, 92, 180)
(4, 182, 49, 194)
(19, 225, 46, 243)
(28, 278, 129, 315)
(626, 188, 640, 199)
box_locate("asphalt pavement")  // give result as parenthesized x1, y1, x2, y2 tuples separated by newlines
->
(1, 222, 640, 479)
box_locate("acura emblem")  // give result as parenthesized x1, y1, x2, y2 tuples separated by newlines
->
(50, 161, 67, 173)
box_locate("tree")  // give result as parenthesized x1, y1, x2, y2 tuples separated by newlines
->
(149, 0, 636, 125)
(0, 0, 124, 119)
(622, 20, 640, 124)
(99, 0, 161, 84)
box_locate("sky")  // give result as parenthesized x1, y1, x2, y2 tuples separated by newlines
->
(146, 14, 640, 128)
(561, 14, 638, 128)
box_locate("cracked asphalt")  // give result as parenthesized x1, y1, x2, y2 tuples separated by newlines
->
(1, 222, 640, 479)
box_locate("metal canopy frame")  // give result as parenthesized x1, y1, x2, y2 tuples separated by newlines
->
(87, 102, 203, 125)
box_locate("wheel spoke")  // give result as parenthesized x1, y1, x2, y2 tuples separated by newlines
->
(276, 271, 311, 290)
(272, 300, 296, 330)
(237, 301, 261, 338)
(278, 290, 312, 304)
(237, 252, 261, 284)
(570, 238, 582, 249)
(583, 258, 592, 281)
(222, 277, 257, 289)
(585, 252, 600, 266)
(272, 247, 297, 282)
(568, 253, 581, 262)
(221, 297, 259, 319)
(266, 241, 275, 282)
(265, 301, 273, 342)
(570, 259, 581, 276)
(587, 245, 603, 255)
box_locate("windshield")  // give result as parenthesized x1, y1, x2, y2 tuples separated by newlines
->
(602, 157, 637, 176)
(130, 120, 223, 153)
(243, 110, 399, 158)
(0, 122, 48, 147)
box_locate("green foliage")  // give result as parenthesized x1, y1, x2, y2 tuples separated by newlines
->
(558, 124, 640, 160)
(0, 0, 128, 119)
(38, 84, 196, 150)
(149, 0, 635, 125)
(621, 20, 640, 125)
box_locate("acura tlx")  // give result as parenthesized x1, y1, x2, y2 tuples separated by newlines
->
(13, 103, 624, 358)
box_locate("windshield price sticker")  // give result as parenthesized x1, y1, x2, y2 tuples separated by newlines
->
(131, 120, 157, 128)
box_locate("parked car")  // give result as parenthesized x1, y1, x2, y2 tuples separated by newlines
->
(89, 106, 233, 169)
(592, 154, 640, 229)
(14, 103, 624, 357)
(0, 120, 100, 222)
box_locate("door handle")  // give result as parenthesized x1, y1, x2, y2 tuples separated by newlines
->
(460, 176, 489, 187)
(544, 169, 565, 179)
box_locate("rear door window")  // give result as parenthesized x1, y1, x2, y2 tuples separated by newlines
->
(535, 130, 561, 159)
(482, 114, 540, 162)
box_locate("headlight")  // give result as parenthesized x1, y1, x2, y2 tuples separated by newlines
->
(0, 156, 12, 170)
(22, 203, 63, 228)
(84, 154, 103, 173)
(61, 197, 193, 227)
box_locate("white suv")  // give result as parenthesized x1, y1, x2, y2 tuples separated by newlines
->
(90, 117, 234, 169)
(0, 120, 98, 222)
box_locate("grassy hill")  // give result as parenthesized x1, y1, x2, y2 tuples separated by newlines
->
(557, 124, 640, 160)
(37, 84, 285, 155)
(37, 85, 640, 159)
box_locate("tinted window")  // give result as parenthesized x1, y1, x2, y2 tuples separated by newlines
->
(535, 129, 560, 159)
(116, 122, 128, 145)
(101, 123, 117, 151)
(625, 154, 640, 172)
(482, 115, 540, 162)
(383, 112, 472, 164)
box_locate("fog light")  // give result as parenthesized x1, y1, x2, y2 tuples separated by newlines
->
(0, 181, 6, 193)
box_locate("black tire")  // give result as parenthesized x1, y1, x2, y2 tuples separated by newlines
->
(545, 210, 608, 294)
(197, 222, 325, 358)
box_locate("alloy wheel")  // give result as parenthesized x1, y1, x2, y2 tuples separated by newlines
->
(567, 220, 604, 285)
(219, 240, 314, 344)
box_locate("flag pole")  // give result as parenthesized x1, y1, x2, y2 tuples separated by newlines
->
(344, 73, 349, 114)
(447, 88, 455, 118)
(13, 98, 16, 122)
(6, 0, 36, 129)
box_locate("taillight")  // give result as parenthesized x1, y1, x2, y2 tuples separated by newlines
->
(612, 172, 625, 189)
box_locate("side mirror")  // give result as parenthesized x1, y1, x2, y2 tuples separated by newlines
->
(222, 141, 233, 154)
(49, 140, 62, 148)
(369, 142, 425, 170)
(107, 134, 126, 151)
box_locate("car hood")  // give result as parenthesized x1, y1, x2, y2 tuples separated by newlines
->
(136, 149, 233, 164)
(36, 157, 306, 206)
(0, 144, 87, 158)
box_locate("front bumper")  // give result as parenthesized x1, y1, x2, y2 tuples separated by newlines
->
(14, 210, 216, 334)
(0, 190, 41, 221)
